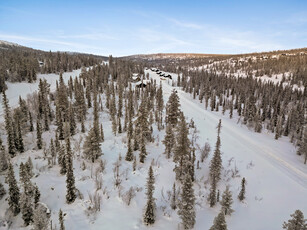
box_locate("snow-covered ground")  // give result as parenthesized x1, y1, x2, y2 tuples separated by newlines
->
(0, 68, 306, 230)
(0, 69, 82, 122)
(146, 69, 307, 230)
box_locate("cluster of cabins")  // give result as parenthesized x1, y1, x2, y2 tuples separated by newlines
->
(131, 68, 173, 88)
(150, 68, 172, 80)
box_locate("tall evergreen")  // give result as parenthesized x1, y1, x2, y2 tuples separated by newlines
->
(2, 92, 16, 156)
(178, 174, 196, 229)
(171, 183, 177, 210)
(0, 139, 8, 171)
(65, 138, 76, 204)
(166, 90, 180, 127)
(209, 211, 228, 230)
(7, 162, 20, 215)
(173, 113, 191, 181)
(139, 133, 147, 163)
(298, 126, 307, 164)
(58, 144, 67, 175)
(220, 186, 234, 216)
(36, 118, 43, 149)
(56, 73, 69, 123)
(59, 209, 65, 230)
(238, 177, 246, 201)
(162, 123, 175, 158)
(125, 136, 133, 161)
(29, 112, 34, 132)
(143, 166, 156, 225)
(69, 103, 76, 136)
(155, 82, 164, 130)
(20, 191, 33, 225)
(208, 176, 217, 207)
(0, 182, 6, 200)
(283, 210, 307, 230)
(209, 122, 222, 183)
(135, 96, 151, 142)
(16, 118, 24, 152)
(83, 127, 102, 163)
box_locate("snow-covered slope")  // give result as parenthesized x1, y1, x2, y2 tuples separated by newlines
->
(0, 68, 306, 230)
(0, 69, 82, 122)
(145, 69, 307, 230)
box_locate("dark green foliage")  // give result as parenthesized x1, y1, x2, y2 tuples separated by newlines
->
(283, 210, 307, 230)
(162, 123, 175, 158)
(36, 119, 43, 149)
(65, 138, 76, 204)
(166, 90, 181, 127)
(210, 211, 228, 230)
(0, 182, 6, 200)
(59, 209, 65, 230)
(143, 166, 156, 225)
(220, 186, 234, 216)
(7, 163, 20, 215)
(173, 113, 191, 181)
(125, 137, 133, 161)
(178, 174, 195, 229)
(238, 177, 246, 201)
(2, 92, 16, 156)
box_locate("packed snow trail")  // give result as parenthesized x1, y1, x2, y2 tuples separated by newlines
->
(149, 70, 307, 188)
(147, 70, 307, 230)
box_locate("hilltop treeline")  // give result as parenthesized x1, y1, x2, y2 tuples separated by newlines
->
(143, 49, 307, 156)
(0, 42, 106, 92)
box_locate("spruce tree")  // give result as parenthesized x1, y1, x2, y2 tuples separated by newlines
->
(155, 82, 164, 130)
(171, 183, 177, 210)
(2, 92, 16, 156)
(32, 204, 50, 230)
(16, 118, 24, 152)
(208, 177, 217, 207)
(36, 119, 43, 149)
(58, 144, 67, 175)
(20, 191, 33, 225)
(283, 210, 307, 230)
(166, 89, 180, 127)
(83, 127, 102, 163)
(69, 103, 76, 136)
(178, 174, 196, 229)
(238, 177, 246, 201)
(65, 138, 76, 204)
(29, 112, 34, 132)
(125, 136, 133, 161)
(0, 139, 8, 172)
(220, 186, 234, 216)
(162, 123, 175, 158)
(298, 126, 307, 164)
(209, 126, 222, 183)
(209, 211, 228, 230)
(135, 96, 151, 142)
(33, 185, 40, 207)
(173, 113, 191, 181)
(7, 162, 20, 215)
(59, 209, 65, 230)
(139, 133, 147, 163)
(143, 166, 156, 225)
(0, 182, 6, 200)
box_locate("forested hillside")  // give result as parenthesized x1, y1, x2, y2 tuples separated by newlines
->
(0, 41, 106, 93)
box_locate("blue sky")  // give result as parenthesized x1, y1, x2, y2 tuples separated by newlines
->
(0, 0, 306, 56)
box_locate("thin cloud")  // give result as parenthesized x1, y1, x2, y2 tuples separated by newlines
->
(168, 18, 203, 30)
(58, 33, 118, 41)
(0, 33, 107, 53)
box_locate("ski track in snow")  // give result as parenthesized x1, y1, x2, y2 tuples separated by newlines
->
(150, 71, 307, 189)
